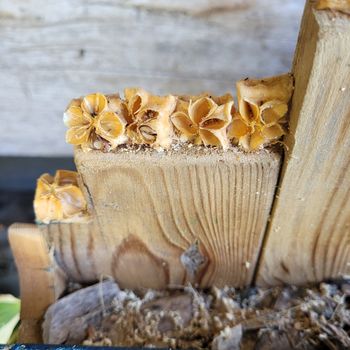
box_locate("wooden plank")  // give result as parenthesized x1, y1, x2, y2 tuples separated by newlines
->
(8, 223, 66, 343)
(256, 1, 350, 286)
(40, 221, 112, 284)
(71, 147, 282, 289)
(0, 0, 304, 156)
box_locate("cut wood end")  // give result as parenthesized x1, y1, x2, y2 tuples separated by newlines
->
(74, 144, 282, 169)
(9, 223, 67, 323)
(9, 222, 39, 233)
(8, 223, 49, 268)
(316, 0, 350, 15)
(8, 224, 50, 275)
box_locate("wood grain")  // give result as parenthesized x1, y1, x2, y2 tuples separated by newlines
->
(40, 221, 113, 284)
(68, 147, 282, 289)
(8, 223, 67, 343)
(256, 2, 350, 286)
(0, 0, 304, 156)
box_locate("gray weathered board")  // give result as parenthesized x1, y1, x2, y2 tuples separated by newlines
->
(0, 0, 304, 156)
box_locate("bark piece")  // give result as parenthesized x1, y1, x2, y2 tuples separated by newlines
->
(212, 324, 243, 350)
(42, 280, 120, 344)
(142, 293, 193, 331)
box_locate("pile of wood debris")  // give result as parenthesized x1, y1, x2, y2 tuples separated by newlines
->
(42, 279, 350, 349)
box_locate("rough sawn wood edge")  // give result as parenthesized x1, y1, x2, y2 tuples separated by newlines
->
(8, 223, 67, 343)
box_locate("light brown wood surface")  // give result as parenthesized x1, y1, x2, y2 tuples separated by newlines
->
(48, 147, 280, 289)
(256, 1, 350, 286)
(40, 221, 111, 284)
(8, 223, 67, 343)
(0, 0, 304, 156)
(8, 122, 282, 342)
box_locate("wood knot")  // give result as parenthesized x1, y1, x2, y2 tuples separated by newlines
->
(180, 240, 207, 281)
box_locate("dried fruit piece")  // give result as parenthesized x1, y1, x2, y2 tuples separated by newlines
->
(177, 92, 210, 103)
(63, 80, 293, 152)
(316, 0, 350, 15)
(34, 170, 87, 224)
(64, 93, 127, 151)
(124, 88, 149, 117)
(125, 90, 177, 148)
(229, 74, 293, 151)
(212, 93, 234, 105)
(106, 94, 132, 124)
(138, 118, 158, 144)
(171, 95, 234, 149)
(236, 74, 292, 121)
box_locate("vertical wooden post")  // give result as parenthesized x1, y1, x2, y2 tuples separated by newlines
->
(8, 224, 66, 343)
(256, 1, 350, 286)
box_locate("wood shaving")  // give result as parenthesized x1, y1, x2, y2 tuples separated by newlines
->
(75, 281, 350, 349)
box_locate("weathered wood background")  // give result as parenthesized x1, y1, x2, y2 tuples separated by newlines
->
(0, 0, 304, 156)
